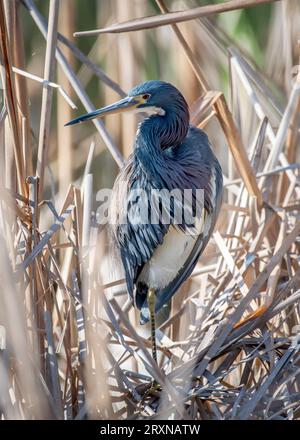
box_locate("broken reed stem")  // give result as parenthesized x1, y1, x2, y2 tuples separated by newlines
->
(214, 95, 263, 206)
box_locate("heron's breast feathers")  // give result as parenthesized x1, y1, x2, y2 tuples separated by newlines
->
(137, 207, 210, 290)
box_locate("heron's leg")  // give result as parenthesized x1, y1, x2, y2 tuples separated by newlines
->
(147, 287, 157, 364)
(138, 289, 162, 401)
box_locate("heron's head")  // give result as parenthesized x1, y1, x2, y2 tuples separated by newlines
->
(65, 80, 189, 127)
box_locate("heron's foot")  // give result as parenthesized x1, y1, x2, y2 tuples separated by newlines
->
(141, 380, 161, 401)
(150, 379, 161, 392)
(135, 380, 161, 411)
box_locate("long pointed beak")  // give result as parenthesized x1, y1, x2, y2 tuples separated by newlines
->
(65, 96, 139, 126)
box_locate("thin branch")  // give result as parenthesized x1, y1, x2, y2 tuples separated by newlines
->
(74, 0, 280, 36)
(36, 0, 59, 201)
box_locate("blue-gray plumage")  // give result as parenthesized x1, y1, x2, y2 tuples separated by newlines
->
(66, 80, 223, 362)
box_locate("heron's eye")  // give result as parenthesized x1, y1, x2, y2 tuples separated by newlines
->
(142, 93, 150, 100)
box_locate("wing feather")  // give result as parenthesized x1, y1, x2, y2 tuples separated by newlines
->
(110, 126, 223, 321)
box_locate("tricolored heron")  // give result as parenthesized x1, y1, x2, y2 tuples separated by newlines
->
(66, 81, 223, 363)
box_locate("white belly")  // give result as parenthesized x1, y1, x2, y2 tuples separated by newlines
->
(137, 165, 218, 290)
(138, 211, 208, 289)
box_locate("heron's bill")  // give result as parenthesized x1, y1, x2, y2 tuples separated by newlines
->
(64, 95, 143, 126)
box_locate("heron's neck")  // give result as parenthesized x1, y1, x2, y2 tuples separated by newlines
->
(134, 111, 189, 180)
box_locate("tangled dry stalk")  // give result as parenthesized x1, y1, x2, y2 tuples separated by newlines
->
(0, 0, 300, 420)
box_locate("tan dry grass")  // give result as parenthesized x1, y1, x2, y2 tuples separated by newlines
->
(0, 0, 300, 420)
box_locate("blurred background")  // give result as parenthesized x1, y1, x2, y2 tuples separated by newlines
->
(20, 0, 299, 209)
(1, 0, 300, 420)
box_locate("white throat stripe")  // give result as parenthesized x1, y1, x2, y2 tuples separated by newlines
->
(134, 106, 165, 116)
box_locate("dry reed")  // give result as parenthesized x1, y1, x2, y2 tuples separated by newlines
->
(0, 0, 299, 420)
